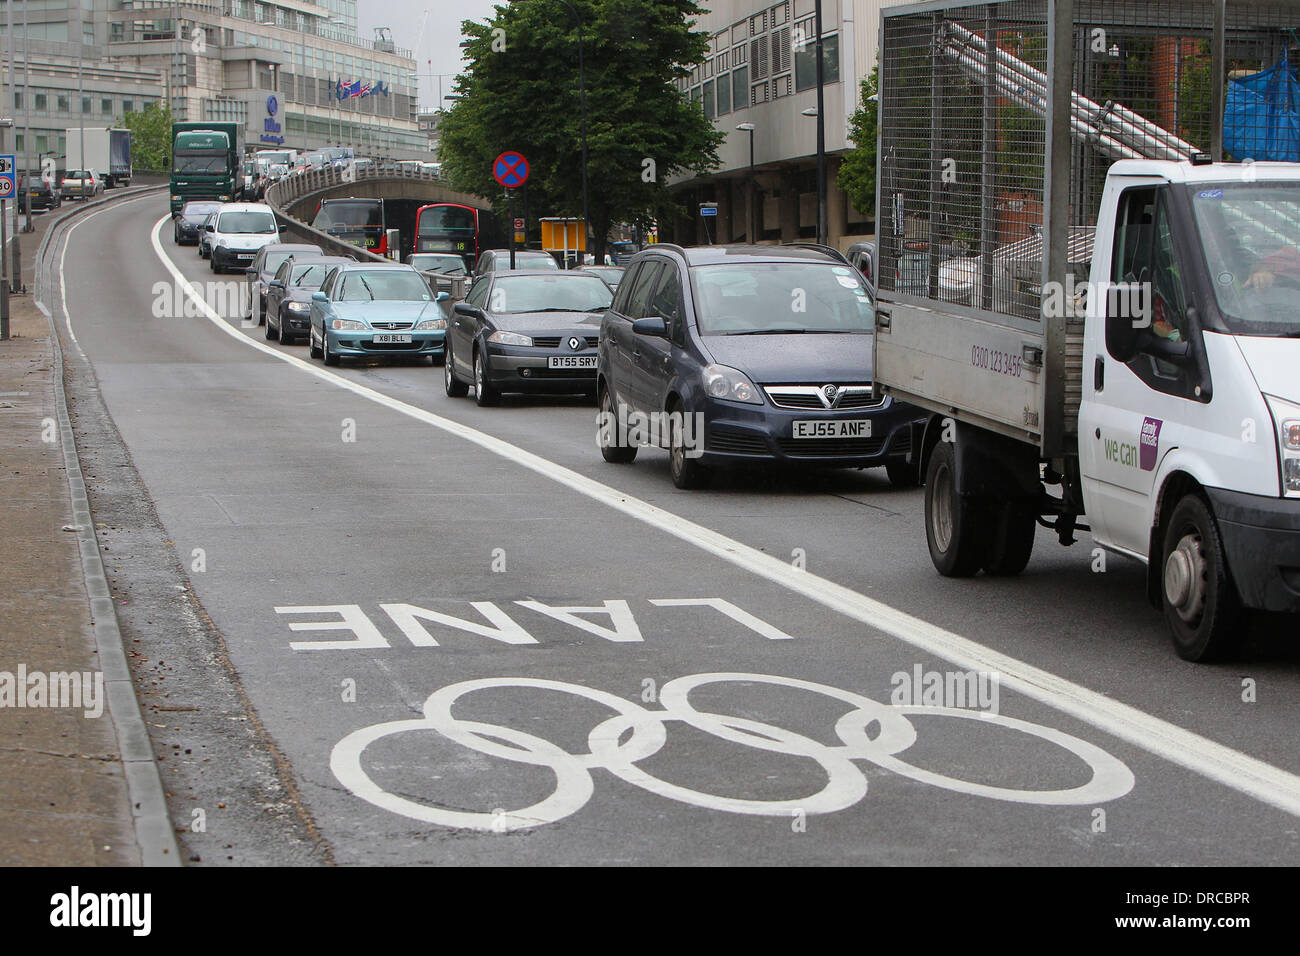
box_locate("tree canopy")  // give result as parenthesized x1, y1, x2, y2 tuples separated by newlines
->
(437, 0, 723, 260)
(838, 67, 877, 220)
(118, 102, 173, 174)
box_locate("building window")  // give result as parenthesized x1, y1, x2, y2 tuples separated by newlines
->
(36, 134, 48, 155)
(795, 31, 839, 92)
(702, 79, 715, 119)
(732, 65, 748, 109)
(101, 97, 113, 115)
(81, 96, 91, 113)
(122, 99, 134, 115)
(13, 91, 21, 110)
(110, 21, 124, 42)
(35, 93, 48, 112)
(57, 94, 70, 113)
(717, 72, 732, 114)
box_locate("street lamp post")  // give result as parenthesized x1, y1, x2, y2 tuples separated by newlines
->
(736, 123, 755, 244)
(22, 0, 33, 234)
(813, 0, 828, 246)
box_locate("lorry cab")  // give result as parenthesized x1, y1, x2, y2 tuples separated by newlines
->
(1078, 161, 1300, 658)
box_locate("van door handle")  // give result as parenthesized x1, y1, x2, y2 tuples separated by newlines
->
(876, 308, 891, 330)
(1094, 355, 1104, 391)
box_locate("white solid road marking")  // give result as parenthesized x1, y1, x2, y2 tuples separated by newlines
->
(138, 212, 1300, 817)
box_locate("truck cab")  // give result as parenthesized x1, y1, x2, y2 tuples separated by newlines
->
(1077, 161, 1300, 658)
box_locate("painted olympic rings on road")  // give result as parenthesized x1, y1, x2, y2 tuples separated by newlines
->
(330, 672, 1136, 831)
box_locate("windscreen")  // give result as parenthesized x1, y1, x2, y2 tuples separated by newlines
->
(317, 201, 382, 229)
(690, 263, 875, 335)
(290, 264, 334, 289)
(338, 271, 432, 302)
(510, 255, 559, 272)
(419, 206, 476, 236)
(409, 255, 466, 274)
(490, 275, 613, 313)
(217, 211, 277, 235)
(1190, 182, 1300, 335)
(173, 153, 226, 174)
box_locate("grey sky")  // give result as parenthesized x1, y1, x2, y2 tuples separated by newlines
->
(358, 0, 501, 109)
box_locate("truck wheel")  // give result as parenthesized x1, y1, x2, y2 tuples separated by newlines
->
(1161, 494, 1240, 662)
(982, 501, 1036, 576)
(924, 439, 986, 577)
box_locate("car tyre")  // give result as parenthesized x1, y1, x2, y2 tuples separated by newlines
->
(473, 348, 499, 406)
(982, 500, 1036, 577)
(309, 326, 323, 359)
(444, 341, 469, 397)
(924, 439, 987, 577)
(265, 314, 279, 340)
(598, 386, 637, 464)
(323, 330, 340, 366)
(1161, 494, 1240, 662)
(668, 401, 711, 489)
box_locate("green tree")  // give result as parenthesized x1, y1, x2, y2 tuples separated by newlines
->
(838, 66, 878, 219)
(437, 0, 722, 261)
(117, 101, 173, 174)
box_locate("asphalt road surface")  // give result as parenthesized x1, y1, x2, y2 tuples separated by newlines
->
(50, 192, 1300, 865)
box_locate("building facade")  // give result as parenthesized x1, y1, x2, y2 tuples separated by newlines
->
(1, 0, 425, 171)
(667, 0, 911, 250)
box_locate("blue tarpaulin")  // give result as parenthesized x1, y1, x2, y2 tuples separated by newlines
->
(1224, 53, 1300, 163)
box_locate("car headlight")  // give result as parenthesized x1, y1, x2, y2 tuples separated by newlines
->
(216, 239, 228, 248)
(219, 195, 231, 201)
(415, 318, 447, 331)
(286, 301, 310, 312)
(702, 364, 763, 405)
(1265, 394, 1300, 498)
(330, 318, 367, 331)
(487, 330, 532, 346)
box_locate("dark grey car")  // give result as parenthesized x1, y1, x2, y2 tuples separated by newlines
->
(444, 271, 613, 406)
(265, 255, 352, 345)
(247, 243, 324, 324)
(174, 201, 222, 245)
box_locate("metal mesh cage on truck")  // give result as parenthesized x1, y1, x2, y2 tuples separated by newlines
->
(878, 0, 1300, 320)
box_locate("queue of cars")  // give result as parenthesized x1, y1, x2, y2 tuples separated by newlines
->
(169, 195, 915, 489)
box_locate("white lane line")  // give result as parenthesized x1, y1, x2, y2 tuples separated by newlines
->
(143, 213, 1300, 818)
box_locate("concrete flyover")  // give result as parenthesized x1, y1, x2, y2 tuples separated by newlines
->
(264, 165, 487, 264)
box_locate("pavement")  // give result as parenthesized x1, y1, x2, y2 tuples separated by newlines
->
(0, 187, 176, 866)
(0, 201, 136, 864)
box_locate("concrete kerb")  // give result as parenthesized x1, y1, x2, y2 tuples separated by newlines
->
(32, 183, 182, 867)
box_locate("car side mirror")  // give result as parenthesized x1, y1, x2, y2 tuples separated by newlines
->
(632, 316, 667, 338)
(453, 302, 484, 319)
(279, 224, 288, 232)
(269, 280, 284, 290)
(436, 291, 449, 302)
(312, 291, 328, 303)
(246, 267, 258, 276)
(205, 224, 215, 233)
(1103, 282, 1145, 363)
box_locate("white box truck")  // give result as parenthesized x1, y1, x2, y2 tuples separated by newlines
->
(65, 127, 132, 188)
(874, 0, 1300, 660)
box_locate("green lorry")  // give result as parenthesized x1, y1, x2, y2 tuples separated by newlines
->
(170, 122, 246, 215)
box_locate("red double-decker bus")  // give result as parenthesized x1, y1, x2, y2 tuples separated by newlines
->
(415, 203, 496, 270)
